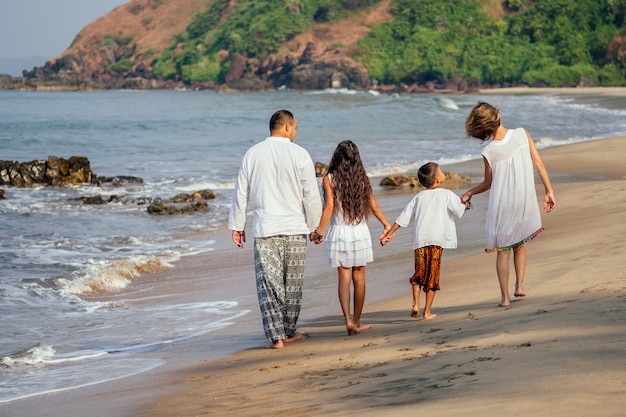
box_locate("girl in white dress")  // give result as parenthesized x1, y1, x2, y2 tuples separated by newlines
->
(311, 140, 390, 335)
(461, 102, 556, 307)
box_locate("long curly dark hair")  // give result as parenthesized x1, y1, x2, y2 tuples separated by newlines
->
(327, 140, 371, 225)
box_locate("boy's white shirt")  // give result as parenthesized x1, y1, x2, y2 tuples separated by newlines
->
(395, 188, 465, 250)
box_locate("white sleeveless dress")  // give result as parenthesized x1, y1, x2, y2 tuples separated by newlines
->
(324, 203, 374, 268)
(482, 128, 543, 251)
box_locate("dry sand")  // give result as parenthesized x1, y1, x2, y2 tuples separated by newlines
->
(131, 135, 626, 417)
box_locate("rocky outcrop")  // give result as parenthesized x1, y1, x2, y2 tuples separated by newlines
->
(0, 156, 95, 187)
(380, 172, 471, 188)
(380, 174, 420, 187)
(257, 42, 371, 90)
(2, 156, 218, 215)
(146, 199, 209, 215)
(18, 55, 169, 91)
(0, 74, 15, 89)
(77, 189, 217, 215)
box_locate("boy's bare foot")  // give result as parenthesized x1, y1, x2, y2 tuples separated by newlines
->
(498, 302, 511, 308)
(284, 332, 309, 343)
(411, 304, 420, 318)
(423, 313, 437, 320)
(514, 284, 526, 297)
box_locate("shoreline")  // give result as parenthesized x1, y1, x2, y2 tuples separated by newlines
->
(3, 133, 625, 417)
(476, 86, 626, 96)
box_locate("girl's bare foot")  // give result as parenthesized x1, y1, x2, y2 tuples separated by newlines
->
(356, 323, 372, 332)
(345, 317, 359, 335)
(514, 284, 526, 297)
(411, 304, 420, 318)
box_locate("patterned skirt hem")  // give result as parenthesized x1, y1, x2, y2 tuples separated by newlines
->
(485, 227, 544, 253)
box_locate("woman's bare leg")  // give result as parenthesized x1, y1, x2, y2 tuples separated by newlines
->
(496, 250, 512, 307)
(513, 245, 527, 297)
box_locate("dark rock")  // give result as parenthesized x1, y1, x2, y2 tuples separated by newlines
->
(264, 45, 370, 90)
(314, 161, 328, 177)
(380, 174, 419, 187)
(0, 156, 95, 187)
(443, 172, 471, 187)
(0, 189, 5, 199)
(194, 189, 217, 200)
(146, 198, 209, 215)
(0, 74, 15, 89)
(77, 195, 108, 205)
(97, 175, 144, 186)
(170, 193, 196, 203)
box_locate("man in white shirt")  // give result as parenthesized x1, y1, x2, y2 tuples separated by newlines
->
(229, 109, 322, 349)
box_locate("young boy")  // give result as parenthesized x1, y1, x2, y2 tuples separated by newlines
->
(381, 162, 470, 319)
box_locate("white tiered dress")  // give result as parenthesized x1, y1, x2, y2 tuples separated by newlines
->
(482, 127, 543, 252)
(324, 204, 373, 268)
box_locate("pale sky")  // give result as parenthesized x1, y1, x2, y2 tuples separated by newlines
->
(0, 1, 129, 59)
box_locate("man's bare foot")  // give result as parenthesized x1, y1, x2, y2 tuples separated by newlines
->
(266, 340, 285, 349)
(514, 284, 526, 297)
(284, 332, 310, 343)
(411, 304, 420, 318)
(498, 301, 511, 308)
(423, 313, 437, 320)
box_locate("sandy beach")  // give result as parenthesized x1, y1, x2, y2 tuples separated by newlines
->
(2, 98, 625, 417)
(127, 134, 624, 417)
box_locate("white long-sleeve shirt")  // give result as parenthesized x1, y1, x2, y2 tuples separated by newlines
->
(395, 188, 466, 249)
(229, 136, 322, 237)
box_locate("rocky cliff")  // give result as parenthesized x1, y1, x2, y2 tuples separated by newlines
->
(7, 0, 393, 91)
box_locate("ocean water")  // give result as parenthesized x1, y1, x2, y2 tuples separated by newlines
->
(1, 88, 625, 404)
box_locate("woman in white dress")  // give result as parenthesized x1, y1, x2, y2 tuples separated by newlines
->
(461, 102, 556, 307)
(311, 140, 390, 335)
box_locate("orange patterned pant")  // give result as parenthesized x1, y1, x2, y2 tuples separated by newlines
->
(409, 245, 443, 292)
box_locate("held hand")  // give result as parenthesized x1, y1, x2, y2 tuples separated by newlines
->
(310, 230, 324, 244)
(379, 228, 394, 246)
(379, 233, 394, 246)
(232, 230, 246, 248)
(544, 192, 556, 213)
(378, 225, 391, 246)
(460, 195, 472, 211)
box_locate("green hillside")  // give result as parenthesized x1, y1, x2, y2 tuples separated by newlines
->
(152, 0, 626, 87)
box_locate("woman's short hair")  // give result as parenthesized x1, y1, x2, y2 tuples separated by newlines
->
(465, 101, 501, 141)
